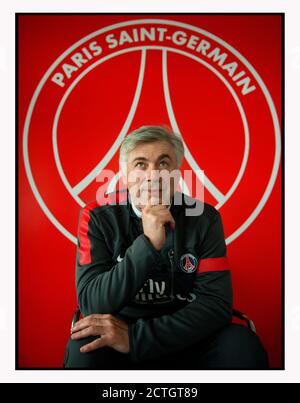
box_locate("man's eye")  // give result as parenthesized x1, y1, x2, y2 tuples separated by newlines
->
(160, 160, 169, 167)
(136, 162, 145, 168)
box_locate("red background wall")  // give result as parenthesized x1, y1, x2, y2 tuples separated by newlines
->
(18, 14, 282, 368)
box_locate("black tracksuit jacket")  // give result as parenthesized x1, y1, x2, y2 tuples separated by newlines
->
(76, 191, 233, 362)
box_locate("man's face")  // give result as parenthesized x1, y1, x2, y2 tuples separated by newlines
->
(125, 140, 180, 208)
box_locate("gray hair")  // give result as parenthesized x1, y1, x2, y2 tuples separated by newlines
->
(120, 126, 185, 169)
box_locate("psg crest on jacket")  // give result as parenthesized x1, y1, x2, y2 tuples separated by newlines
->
(180, 254, 198, 274)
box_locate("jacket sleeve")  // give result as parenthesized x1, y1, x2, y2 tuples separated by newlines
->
(129, 210, 233, 362)
(76, 206, 161, 316)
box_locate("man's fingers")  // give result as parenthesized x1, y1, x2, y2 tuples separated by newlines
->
(71, 325, 104, 340)
(71, 319, 91, 333)
(80, 336, 108, 353)
(160, 212, 175, 228)
(142, 206, 175, 230)
(82, 313, 114, 321)
(142, 204, 169, 212)
(71, 318, 127, 335)
(71, 314, 117, 333)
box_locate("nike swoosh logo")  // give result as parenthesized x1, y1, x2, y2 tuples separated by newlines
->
(117, 255, 124, 262)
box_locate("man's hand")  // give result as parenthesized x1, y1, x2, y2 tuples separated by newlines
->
(142, 205, 175, 251)
(70, 314, 130, 354)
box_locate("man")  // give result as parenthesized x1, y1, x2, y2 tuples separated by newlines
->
(64, 126, 268, 369)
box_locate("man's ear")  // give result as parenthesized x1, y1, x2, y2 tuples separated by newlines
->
(122, 174, 128, 185)
(120, 162, 128, 185)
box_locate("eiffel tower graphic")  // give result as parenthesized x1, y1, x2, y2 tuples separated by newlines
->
(183, 255, 195, 272)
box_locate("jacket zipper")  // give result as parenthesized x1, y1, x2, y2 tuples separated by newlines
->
(168, 249, 175, 301)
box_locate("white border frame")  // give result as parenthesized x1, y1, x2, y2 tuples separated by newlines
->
(1, 0, 299, 384)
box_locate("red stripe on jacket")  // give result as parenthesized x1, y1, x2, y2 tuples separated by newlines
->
(79, 202, 99, 265)
(79, 191, 128, 265)
(197, 257, 229, 274)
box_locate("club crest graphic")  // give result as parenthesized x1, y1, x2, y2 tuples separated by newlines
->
(180, 254, 198, 274)
(23, 19, 281, 245)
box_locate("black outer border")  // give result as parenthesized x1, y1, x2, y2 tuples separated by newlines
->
(15, 12, 285, 371)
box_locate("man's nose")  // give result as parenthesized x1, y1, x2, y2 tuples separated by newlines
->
(145, 167, 160, 182)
